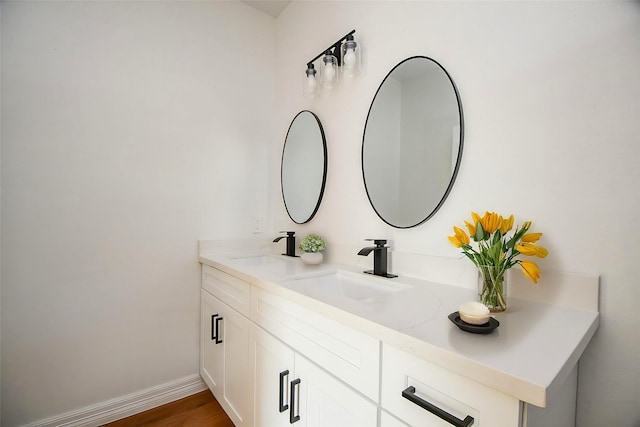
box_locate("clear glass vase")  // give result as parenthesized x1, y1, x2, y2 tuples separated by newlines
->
(478, 265, 507, 312)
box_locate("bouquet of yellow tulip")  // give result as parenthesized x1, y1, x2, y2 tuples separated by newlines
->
(448, 211, 548, 311)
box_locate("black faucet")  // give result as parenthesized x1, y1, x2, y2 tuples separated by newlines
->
(357, 239, 397, 278)
(273, 231, 298, 257)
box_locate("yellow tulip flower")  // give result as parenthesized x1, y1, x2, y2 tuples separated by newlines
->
(464, 220, 476, 236)
(520, 260, 541, 283)
(500, 215, 514, 234)
(448, 235, 462, 248)
(522, 232, 543, 243)
(479, 212, 491, 233)
(479, 212, 492, 234)
(516, 243, 536, 256)
(491, 213, 502, 233)
(535, 246, 549, 258)
(454, 226, 470, 244)
(516, 243, 549, 258)
(471, 212, 481, 227)
(448, 226, 470, 248)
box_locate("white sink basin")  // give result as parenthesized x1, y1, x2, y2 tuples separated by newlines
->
(282, 270, 413, 303)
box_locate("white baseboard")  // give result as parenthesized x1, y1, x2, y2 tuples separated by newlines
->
(23, 374, 208, 427)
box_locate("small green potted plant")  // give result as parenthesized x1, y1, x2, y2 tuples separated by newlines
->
(299, 233, 326, 264)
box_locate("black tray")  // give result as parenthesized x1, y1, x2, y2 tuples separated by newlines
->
(448, 311, 499, 334)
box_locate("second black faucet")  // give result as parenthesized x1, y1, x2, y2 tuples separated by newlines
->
(358, 239, 397, 278)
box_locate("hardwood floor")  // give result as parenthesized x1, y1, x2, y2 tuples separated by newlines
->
(102, 390, 235, 427)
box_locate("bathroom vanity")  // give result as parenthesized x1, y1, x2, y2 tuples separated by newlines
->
(198, 242, 598, 427)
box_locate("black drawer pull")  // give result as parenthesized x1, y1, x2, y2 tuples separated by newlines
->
(289, 378, 301, 424)
(279, 370, 289, 412)
(210, 314, 219, 341)
(402, 386, 474, 427)
(214, 316, 223, 344)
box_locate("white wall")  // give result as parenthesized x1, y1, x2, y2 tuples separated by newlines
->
(272, 2, 640, 426)
(1, 1, 274, 425)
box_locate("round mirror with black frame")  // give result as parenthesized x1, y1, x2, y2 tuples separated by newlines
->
(362, 56, 464, 228)
(281, 110, 328, 224)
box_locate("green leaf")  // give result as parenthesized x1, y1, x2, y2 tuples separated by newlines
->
(476, 222, 485, 241)
(492, 231, 501, 245)
(506, 231, 520, 249)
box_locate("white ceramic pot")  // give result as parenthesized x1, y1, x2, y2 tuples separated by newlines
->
(301, 252, 323, 265)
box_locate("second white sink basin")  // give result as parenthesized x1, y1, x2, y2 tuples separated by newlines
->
(281, 270, 413, 303)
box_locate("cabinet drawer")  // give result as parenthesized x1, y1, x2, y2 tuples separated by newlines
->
(382, 343, 521, 427)
(251, 287, 380, 402)
(202, 264, 251, 317)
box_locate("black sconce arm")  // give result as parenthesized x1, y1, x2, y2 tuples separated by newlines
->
(306, 29, 355, 68)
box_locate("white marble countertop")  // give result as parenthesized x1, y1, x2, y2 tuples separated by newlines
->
(199, 248, 599, 408)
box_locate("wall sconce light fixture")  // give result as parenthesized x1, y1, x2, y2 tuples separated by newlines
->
(304, 29, 361, 99)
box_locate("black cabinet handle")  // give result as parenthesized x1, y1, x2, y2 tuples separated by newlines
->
(402, 386, 474, 427)
(279, 370, 289, 413)
(289, 378, 301, 424)
(211, 314, 219, 341)
(214, 316, 223, 344)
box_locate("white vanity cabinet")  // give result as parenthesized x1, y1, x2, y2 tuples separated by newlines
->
(249, 324, 378, 427)
(200, 266, 252, 427)
(199, 251, 597, 427)
(381, 343, 521, 427)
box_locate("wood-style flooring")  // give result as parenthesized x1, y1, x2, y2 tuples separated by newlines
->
(102, 390, 234, 427)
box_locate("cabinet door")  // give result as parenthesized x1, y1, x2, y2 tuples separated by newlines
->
(201, 289, 223, 395)
(293, 354, 378, 427)
(201, 289, 251, 427)
(250, 325, 378, 427)
(250, 325, 295, 427)
(220, 297, 251, 426)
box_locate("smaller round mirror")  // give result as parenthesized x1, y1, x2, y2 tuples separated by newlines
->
(281, 111, 328, 224)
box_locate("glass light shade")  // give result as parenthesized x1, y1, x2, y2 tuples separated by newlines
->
(321, 52, 338, 89)
(303, 64, 318, 99)
(341, 35, 361, 78)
